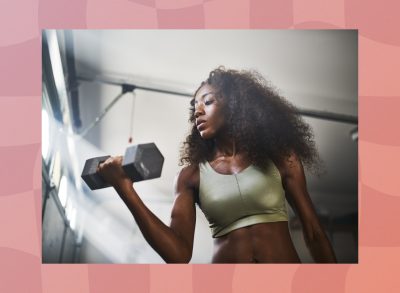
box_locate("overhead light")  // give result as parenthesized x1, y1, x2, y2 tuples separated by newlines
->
(58, 175, 68, 207)
(42, 109, 49, 159)
(65, 198, 77, 231)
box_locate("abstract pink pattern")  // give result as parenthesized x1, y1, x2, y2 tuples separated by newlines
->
(359, 97, 400, 146)
(192, 265, 235, 292)
(0, 0, 39, 46)
(250, 0, 293, 28)
(232, 265, 299, 293)
(0, 39, 41, 96)
(292, 265, 351, 293)
(0, 248, 42, 293)
(358, 36, 400, 96)
(0, 97, 41, 146)
(39, 0, 87, 27)
(0, 191, 41, 255)
(345, 0, 400, 46)
(41, 265, 90, 293)
(0, 144, 40, 196)
(149, 265, 193, 292)
(346, 247, 400, 292)
(293, 0, 345, 27)
(87, 0, 158, 28)
(0, 0, 398, 292)
(204, 0, 250, 28)
(360, 184, 400, 246)
(88, 265, 150, 292)
(157, 4, 205, 28)
(129, 0, 156, 8)
(359, 141, 400, 197)
(155, 0, 204, 9)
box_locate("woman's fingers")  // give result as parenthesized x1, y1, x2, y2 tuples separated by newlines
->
(98, 156, 123, 169)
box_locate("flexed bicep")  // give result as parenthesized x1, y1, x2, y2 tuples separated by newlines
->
(168, 166, 198, 261)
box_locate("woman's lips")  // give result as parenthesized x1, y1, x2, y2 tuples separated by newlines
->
(197, 121, 206, 131)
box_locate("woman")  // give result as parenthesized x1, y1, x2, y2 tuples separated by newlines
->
(97, 67, 337, 263)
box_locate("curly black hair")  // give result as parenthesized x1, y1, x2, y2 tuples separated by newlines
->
(180, 66, 321, 173)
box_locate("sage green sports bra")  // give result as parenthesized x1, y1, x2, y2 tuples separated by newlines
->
(198, 160, 288, 238)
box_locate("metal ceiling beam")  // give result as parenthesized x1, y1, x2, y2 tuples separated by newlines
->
(77, 74, 358, 125)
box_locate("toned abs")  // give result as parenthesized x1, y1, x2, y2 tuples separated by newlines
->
(189, 156, 301, 263)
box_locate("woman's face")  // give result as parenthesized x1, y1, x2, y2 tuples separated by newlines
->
(194, 84, 226, 139)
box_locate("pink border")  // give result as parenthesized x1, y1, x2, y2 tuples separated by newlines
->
(1, 0, 400, 292)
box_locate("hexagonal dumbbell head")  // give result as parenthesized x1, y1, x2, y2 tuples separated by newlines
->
(122, 143, 164, 182)
(81, 155, 111, 190)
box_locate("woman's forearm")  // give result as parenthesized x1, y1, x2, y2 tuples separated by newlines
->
(305, 229, 337, 263)
(114, 182, 191, 263)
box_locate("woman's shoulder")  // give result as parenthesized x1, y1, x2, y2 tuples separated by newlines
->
(272, 152, 303, 180)
(175, 165, 200, 189)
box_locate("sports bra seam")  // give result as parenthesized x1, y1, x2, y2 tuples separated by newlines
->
(233, 173, 252, 213)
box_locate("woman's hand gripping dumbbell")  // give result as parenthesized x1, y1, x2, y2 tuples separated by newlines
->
(81, 143, 164, 190)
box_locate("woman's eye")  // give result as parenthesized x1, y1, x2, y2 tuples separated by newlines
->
(205, 100, 214, 105)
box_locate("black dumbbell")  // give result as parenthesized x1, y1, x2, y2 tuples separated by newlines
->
(81, 143, 164, 190)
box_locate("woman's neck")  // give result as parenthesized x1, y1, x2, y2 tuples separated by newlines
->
(213, 134, 237, 158)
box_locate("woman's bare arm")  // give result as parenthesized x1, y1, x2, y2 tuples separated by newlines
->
(277, 153, 337, 263)
(97, 156, 196, 263)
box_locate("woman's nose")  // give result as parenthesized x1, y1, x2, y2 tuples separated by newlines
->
(195, 106, 204, 118)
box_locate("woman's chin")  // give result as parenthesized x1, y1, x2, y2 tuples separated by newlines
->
(199, 130, 215, 140)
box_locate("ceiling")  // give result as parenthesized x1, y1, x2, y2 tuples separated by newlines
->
(68, 29, 358, 216)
